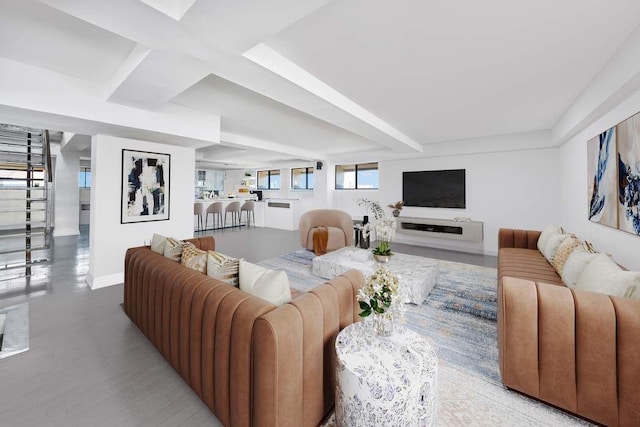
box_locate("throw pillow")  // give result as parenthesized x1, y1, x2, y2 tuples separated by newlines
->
(541, 232, 572, 262)
(164, 237, 185, 262)
(537, 225, 562, 253)
(181, 242, 207, 273)
(239, 259, 291, 306)
(150, 233, 167, 254)
(207, 251, 239, 286)
(560, 243, 598, 288)
(575, 254, 640, 299)
(551, 235, 580, 273)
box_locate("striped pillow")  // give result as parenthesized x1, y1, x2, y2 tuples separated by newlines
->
(207, 251, 239, 286)
(551, 235, 580, 273)
(163, 237, 185, 262)
(181, 242, 207, 273)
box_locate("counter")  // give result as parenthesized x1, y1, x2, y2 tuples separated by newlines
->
(263, 198, 301, 231)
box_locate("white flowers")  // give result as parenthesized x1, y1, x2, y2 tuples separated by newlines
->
(362, 217, 396, 241)
(357, 265, 406, 319)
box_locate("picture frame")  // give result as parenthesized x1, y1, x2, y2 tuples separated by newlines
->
(121, 149, 170, 224)
(587, 111, 640, 235)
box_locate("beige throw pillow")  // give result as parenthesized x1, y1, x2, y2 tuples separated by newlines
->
(537, 225, 562, 253)
(151, 233, 167, 254)
(164, 237, 185, 262)
(561, 243, 598, 288)
(181, 242, 207, 273)
(207, 251, 239, 286)
(239, 259, 291, 306)
(551, 236, 580, 273)
(575, 254, 639, 299)
(541, 232, 571, 263)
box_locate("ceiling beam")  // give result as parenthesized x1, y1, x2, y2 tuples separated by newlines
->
(243, 43, 423, 153)
(106, 50, 211, 111)
(220, 131, 325, 161)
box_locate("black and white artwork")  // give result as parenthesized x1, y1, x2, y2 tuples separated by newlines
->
(121, 149, 170, 224)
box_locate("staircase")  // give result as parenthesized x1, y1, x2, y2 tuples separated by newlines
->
(0, 124, 53, 281)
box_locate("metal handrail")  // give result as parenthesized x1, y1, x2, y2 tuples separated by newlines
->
(44, 130, 52, 183)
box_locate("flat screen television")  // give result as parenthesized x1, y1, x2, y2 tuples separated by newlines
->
(403, 169, 466, 208)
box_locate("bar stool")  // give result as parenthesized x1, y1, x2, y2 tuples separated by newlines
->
(224, 201, 241, 229)
(205, 202, 224, 230)
(241, 201, 256, 228)
(194, 203, 204, 232)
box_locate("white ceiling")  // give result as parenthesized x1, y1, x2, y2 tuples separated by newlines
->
(0, 0, 135, 84)
(264, 0, 640, 143)
(1, 0, 640, 168)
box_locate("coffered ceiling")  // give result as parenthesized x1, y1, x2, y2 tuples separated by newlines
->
(1, 0, 640, 168)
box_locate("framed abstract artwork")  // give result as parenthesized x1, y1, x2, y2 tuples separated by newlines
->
(121, 149, 170, 224)
(588, 112, 640, 235)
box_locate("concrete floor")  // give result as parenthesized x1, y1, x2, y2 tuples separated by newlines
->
(0, 226, 496, 426)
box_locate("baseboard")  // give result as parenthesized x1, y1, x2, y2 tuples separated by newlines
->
(85, 272, 123, 290)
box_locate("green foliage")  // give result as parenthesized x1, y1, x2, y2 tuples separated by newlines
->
(372, 240, 393, 256)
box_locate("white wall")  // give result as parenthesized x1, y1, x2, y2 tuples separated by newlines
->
(377, 143, 559, 255)
(558, 87, 640, 271)
(52, 144, 80, 236)
(87, 135, 195, 289)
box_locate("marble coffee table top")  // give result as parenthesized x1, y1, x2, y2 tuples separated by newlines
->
(312, 247, 439, 304)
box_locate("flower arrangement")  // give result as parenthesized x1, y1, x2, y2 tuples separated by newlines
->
(388, 201, 405, 217)
(366, 217, 396, 256)
(388, 200, 405, 210)
(357, 198, 385, 220)
(357, 265, 404, 318)
(357, 265, 406, 335)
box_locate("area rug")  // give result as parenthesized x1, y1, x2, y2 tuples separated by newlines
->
(260, 250, 500, 382)
(260, 250, 592, 426)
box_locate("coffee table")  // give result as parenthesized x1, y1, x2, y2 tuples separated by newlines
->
(335, 322, 438, 426)
(312, 247, 439, 305)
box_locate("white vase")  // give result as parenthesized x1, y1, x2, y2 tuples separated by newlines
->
(374, 254, 390, 263)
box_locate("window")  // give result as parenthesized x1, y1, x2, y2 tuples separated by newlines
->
(0, 169, 44, 188)
(335, 162, 378, 189)
(79, 167, 91, 188)
(257, 169, 281, 190)
(291, 167, 314, 190)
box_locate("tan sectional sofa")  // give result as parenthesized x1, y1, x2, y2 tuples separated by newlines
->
(497, 228, 640, 426)
(123, 236, 364, 427)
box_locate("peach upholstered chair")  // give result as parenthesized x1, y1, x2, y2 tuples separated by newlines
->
(299, 209, 353, 252)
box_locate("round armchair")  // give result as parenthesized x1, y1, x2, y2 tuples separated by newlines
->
(299, 209, 353, 253)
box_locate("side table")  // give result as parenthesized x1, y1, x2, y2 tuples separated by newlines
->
(335, 321, 438, 426)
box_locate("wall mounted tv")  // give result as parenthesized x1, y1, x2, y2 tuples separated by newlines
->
(403, 169, 466, 208)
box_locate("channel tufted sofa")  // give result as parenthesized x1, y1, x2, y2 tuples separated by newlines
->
(123, 236, 364, 427)
(497, 228, 640, 426)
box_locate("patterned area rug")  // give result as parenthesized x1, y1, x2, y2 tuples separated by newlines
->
(260, 250, 592, 426)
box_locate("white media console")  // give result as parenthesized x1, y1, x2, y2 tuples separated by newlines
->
(396, 216, 484, 242)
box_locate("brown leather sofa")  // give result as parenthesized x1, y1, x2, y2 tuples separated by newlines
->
(497, 228, 640, 426)
(123, 236, 363, 427)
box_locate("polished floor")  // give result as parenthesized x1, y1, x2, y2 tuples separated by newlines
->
(0, 226, 496, 426)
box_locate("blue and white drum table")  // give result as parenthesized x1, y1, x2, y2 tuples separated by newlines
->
(335, 321, 438, 426)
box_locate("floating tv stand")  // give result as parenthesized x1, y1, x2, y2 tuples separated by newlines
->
(397, 217, 483, 242)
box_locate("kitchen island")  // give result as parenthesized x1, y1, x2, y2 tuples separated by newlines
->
(194, 197, 302, 232)
(194, 198, 263, 231)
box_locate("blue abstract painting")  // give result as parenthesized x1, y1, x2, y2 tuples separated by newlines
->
(616, 113, 640, 235)
(587, 127, 617, 228)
